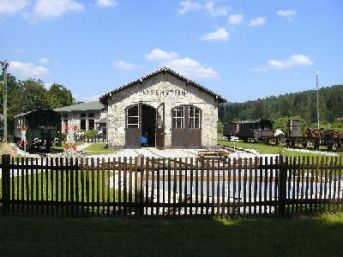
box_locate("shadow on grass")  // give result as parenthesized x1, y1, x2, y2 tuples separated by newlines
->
(0, 212, 343, 257)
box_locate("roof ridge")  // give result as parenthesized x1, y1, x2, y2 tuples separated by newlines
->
(99, 67, 226, 104)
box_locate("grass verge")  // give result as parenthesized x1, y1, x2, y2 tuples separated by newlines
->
(0, 213, 343, 257)
(83, 143, 118, 156)
(218, 140, 339, 158)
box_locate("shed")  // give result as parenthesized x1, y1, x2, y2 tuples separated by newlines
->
(100, 67, 226, 149)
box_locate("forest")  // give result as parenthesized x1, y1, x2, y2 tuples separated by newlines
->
(219, 84, 343, 127)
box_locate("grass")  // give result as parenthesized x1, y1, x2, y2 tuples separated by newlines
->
(218, 139, 341, 158)
(83, 143, 118, 156)
(0, 213, 343, 257)
(3, 168, 127, 204)
(219, 139, 285, 154)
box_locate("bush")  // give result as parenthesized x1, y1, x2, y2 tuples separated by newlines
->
(84, 129, 96, 138)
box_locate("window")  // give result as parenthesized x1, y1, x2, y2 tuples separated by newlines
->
(127, 105, 139, 128)
(188, 106, 201, 128)
(88, 113, 94, 118)
(89, 120, 95, 130)
(80, 113, 86, 118)
(172, 106, 184, 128)
(64, 120, 68, 132)
(81, 119, 86, 130)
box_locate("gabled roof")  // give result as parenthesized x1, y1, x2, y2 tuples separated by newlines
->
(99, 67, 226, 104)
(54, 101, 105, 113)
(14, 109, 59, 118)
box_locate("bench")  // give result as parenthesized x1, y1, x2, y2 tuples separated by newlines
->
(198, 150, 229, 161)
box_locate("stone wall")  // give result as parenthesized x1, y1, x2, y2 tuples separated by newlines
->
(107, 73, 219, 148)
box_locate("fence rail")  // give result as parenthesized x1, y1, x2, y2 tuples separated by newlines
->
(1, 154, 342, 217)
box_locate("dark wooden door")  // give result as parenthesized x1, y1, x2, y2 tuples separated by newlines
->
(171, 106, 202, 148)
(125, 104, 141, 148)
(186, 129, 201, 148)
(125, 128, 141, 148)
(155, 103, 165, 149)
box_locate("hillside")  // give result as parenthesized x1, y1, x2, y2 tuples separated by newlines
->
(219, 84, 343, 126)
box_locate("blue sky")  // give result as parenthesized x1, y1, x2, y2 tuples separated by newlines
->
(1, 0, 342, 102)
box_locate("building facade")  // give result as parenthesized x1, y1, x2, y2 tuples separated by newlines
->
(54, 101, 107, 136)
(100, 68, 226, 149)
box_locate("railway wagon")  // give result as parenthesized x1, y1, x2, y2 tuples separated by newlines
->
(236, 119, 273, 142)
(223, 122, 239, 138)
(223, 120, 273, 141)
(286, 119, 342, 150)
(14, 109, 61, 152)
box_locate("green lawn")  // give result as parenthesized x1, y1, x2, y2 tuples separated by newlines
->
(83, 143, 118, 156)
(1, 168, 127, 205)
(218, 139, 341, 158)
(0, 213, 343, 257)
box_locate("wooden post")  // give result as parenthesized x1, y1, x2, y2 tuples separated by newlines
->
(278, 155, 287, 216)
(135, 155, 144, 216)
(2, 154, 10, 214)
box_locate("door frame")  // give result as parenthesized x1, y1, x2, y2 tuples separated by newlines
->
(155, 103, 165, 149)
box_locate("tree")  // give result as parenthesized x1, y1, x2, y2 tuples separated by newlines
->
(47, 83, 74, 108)
(274, 116, 307, 135)
(19, 79, 50, 111)
(217, 120, 224, 134)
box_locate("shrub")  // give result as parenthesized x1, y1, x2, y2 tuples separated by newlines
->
(84, 129, 96, 138)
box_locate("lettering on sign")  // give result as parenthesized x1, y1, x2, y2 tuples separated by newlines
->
(141, 89, 188, 97)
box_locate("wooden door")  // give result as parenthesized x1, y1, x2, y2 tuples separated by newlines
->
(155, 103, 165, 149)
(125, 104, 141, 148)
(171, 105, 202, 148)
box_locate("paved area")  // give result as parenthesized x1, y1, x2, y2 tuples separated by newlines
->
(11, 143, 278, 159)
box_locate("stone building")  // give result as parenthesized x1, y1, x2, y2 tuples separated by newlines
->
(100, 68, 226, 149)
(54, 101, 107, 136)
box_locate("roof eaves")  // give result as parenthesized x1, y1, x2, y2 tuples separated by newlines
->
(99, 67, 227, 104)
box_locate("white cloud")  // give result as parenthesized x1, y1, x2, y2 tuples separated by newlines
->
(146, 48, 219, 79)
(37, 57, 49, 64)
(255, 54, 313, 72)
(203, 0, 229, 16)
(32, 0, 83, 20)
(96, 0, 118, 8)
(178, 0, 202, 14)
(9, 61, 49, 76)
(228, 14, 243, 25)
(113, 60, 135, 71)
(179, 0, 229, 16)
(277, 9, 297, 20)
(201, 27, 229, 42)
(163, 57, 219, 79)
(145, 48, 179, 61)
(0, 0, 29, 14)
(248, 16, 267, 27)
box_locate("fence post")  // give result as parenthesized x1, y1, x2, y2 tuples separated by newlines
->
(135, 155, 144, 216)
(1, 154, 11, 214)
(278, 155, 287, 216)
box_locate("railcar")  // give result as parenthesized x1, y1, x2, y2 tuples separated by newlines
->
(224, 120, 273, 142)
(223, 118, 342, 151)
(13, 109, 61, 152)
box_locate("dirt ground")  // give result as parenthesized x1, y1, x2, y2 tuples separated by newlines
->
(0, 143, 17, 158)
